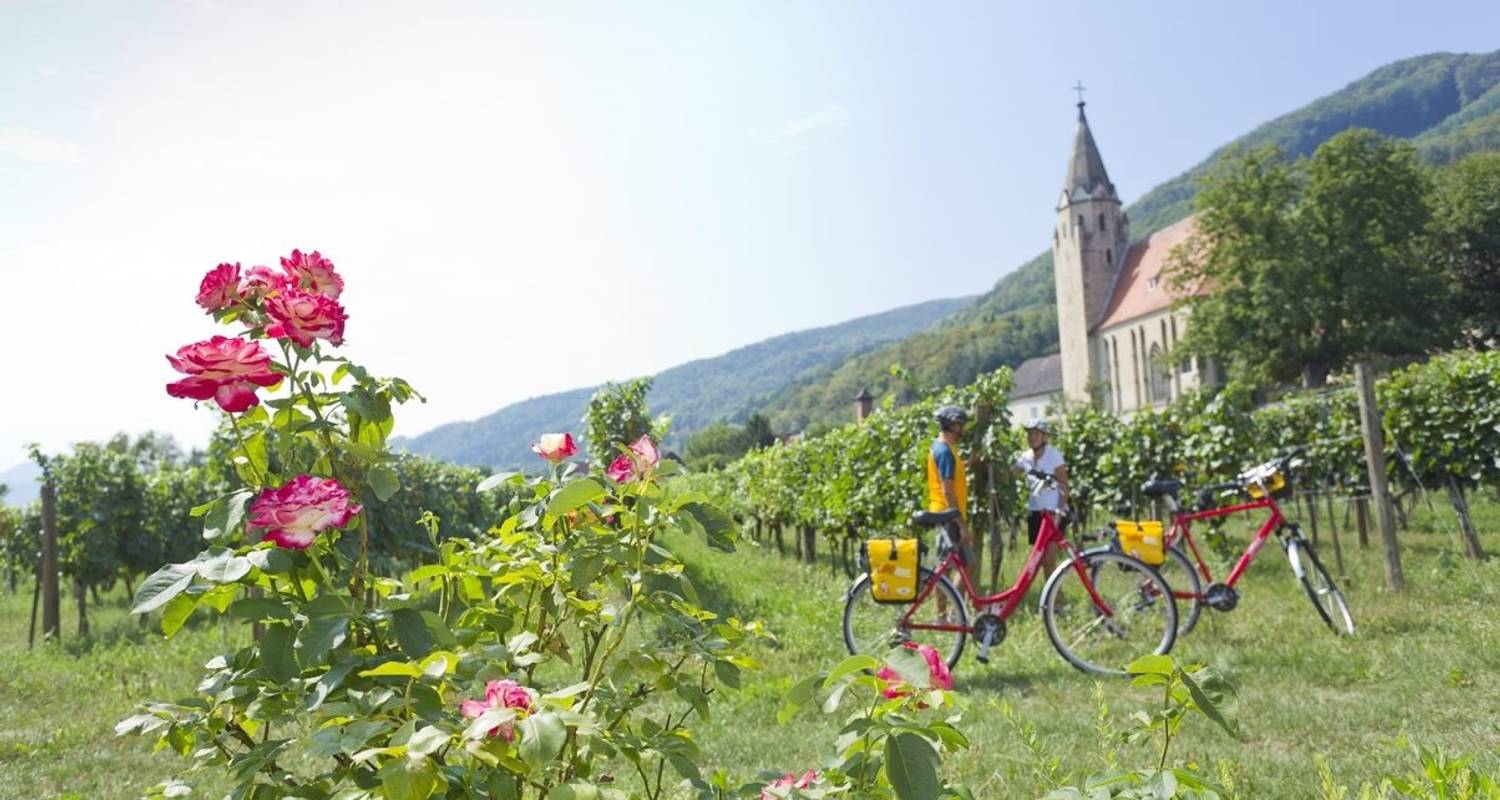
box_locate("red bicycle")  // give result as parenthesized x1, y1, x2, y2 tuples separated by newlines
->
(1136, 449, 1354, 636)
(842, 472, 1179, 676)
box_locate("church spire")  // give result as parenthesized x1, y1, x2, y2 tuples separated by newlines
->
(1064, 85, 1116, 201)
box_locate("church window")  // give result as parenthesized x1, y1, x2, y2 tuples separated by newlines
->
(1078, 215, 1085, 232)
(1099, 213, 1106, 231)
(1149, 344, 1170, 403)
(1111, 336, 1122, 410)
(1106, 248, 1112, 265)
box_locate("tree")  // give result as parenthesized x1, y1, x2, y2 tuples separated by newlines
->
(743, 412, 776, 449)
(683, 422, 749, 471)
(582, 377, 659, 467)
(1427, 151, 1500, 347)
(1171, 131, 1447, 387)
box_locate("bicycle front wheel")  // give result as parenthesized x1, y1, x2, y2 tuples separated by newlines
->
(843, 567, 967, 669)
(1288, 537, 1355, 635)
(1042, 551, 1178, 676)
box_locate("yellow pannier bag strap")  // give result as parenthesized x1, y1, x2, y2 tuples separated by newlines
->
(867, 538, 920, 603)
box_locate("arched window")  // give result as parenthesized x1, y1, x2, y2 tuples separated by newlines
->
(1099, 213, 1106, 231)
(1078, 215, 1085, 232)
(1149, 344, 1170, 403)
(1106, 248, 1113, 265)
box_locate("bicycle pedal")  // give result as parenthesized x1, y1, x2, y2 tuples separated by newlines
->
(975, 652, 990, 665)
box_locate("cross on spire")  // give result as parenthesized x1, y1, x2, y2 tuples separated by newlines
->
(1072, 80, 1087, 108)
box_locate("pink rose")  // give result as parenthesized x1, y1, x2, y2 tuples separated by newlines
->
(876, 642, 954, 701)
(531, 433, 578, 463)
(248, 475, 362, 550)
(762, 770, 817, 799)
(265, 287, 348, 348)
(196, 263, 242, 313)
(165, 336, 281, 413)
(279, 249, 344, 299)
(605, 435, 661, 483)
(241, 265, 286, 299)
(460, 679, 534, 741)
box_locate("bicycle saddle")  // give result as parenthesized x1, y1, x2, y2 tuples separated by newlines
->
(1140, 478, 1182, 498)
(911, 509, 961, 527)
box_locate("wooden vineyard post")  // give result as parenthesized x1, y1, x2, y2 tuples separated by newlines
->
(801, 526, 817, 565)
(1321, 490, 1346, 578)
(1445, 478, 1487, 560)
(1355, 496, 1369, 549)
(1354, 362, 1403, 591)
(40, 482, 61, 641)
(75, 576, 89, 638)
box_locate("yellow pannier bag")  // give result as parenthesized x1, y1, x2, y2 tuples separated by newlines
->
(866, 538, 921, 603)
(1247, 470, 1287, 499)
(1116, 520, 1165, 566)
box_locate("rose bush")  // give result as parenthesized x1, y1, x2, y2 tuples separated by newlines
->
(123, 251, 782, 800)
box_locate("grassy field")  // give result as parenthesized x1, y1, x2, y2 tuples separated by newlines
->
(2, 497, 1497, 799)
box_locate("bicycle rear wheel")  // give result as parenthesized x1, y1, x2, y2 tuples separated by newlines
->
(1042, 551, 1178, 676)
(1288, 537, 1354, 635)
(843, 567, 967, 669)
(1090, 545, 1202, 637)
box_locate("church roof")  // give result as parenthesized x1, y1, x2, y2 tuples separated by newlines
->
(1011, 353, 1064, 400)
(1095, 216, 1202, 331)
(1064, 104, 1116, 202)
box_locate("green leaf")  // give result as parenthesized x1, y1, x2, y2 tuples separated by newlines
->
(259, 624, 300, 682)
(546, 479, 606, 520)
(380, 754, 441, 800)
(160, 593, 199, 637)
(360, 661, 423, 678)
(777, 674, 822, 724)
(298, 615, 349, 664)
(391, 608, 434, 659)
(884, 645, 932, 688)
(518, 712, 566, 769)
(229, 597, 293, 622)
(406, 725, 450, 757)
(1127, 654, 1174, 676)
(195, 549, 251, 584)
(825, 654, 880, 687)
(885, 731, 941, 800)
(684, 502, 736, 552)
(245, 547, 293, 574)
(368, 465, 401, 502)
(477, 472, 522, 493)
(1179, 669, 1243, 741)
(132, 563, 196, 615)
(201, 489, 255, 542)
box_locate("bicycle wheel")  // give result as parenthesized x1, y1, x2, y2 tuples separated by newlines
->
(1042, 551, 1178, 676)
(1287, 537, 1354, 635)
(1089, 545, 1202, 637)
(1158, 547, 1204, 636)
(844, 567, 967, 669)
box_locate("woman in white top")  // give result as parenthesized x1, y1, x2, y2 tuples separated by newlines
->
(1013, 419, 1069, 578)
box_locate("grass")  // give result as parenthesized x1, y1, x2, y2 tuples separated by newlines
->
(0, 495, 1496, 799)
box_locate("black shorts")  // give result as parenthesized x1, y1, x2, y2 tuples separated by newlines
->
(1027, 511, 1066, 545)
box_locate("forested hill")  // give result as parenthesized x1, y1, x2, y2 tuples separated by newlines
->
(395, 296, 972, 469)
(758, 49, 1500, 433)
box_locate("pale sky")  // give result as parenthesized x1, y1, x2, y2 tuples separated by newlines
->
(2, 0, 1497, 467)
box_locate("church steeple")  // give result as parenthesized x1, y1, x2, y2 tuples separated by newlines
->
(1064, 99, 1117, 202)
(1052, 86, 1129, 407)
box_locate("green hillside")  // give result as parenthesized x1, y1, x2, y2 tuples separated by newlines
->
(758, 49, 1500, 431)
(395, 296, 972, 468)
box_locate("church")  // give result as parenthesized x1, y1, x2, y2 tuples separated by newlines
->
(1007, 98, 1220, 422)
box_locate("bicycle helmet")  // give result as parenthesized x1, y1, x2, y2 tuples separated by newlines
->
(934, 405, 969, 430)
(1023, 418, 1052, 435)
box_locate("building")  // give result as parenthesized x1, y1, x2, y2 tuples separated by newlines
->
(1048, 98, 1218, 413)
(1006, 353, 1063, 424)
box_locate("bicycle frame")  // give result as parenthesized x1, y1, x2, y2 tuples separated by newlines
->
(1165, 495, 1287, 595)
(897, 511, 1112, 633)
